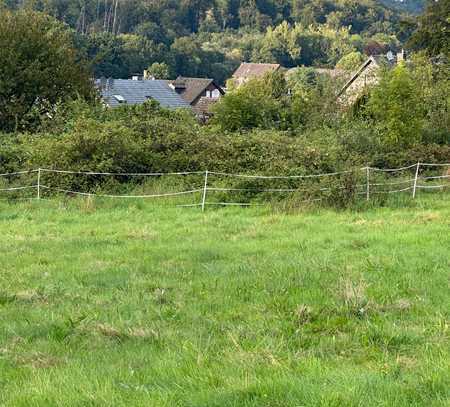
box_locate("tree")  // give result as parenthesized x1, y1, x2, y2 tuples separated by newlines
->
(366, 64, 425, 149)
(171, 37, 203, 77)
(0, 10, 94, 133)
(146, 62, 170, 79)
(258, 21, 302, 67)
(408, 0, 450, 56)
(212, 70, 289, 132)
(336, 51, 365, 71)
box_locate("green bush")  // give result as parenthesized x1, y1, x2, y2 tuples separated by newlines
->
(1, 87, 448, 207)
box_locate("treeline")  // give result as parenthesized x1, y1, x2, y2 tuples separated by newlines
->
(3, 0, 424, 35)
(1, 0, 426, 82)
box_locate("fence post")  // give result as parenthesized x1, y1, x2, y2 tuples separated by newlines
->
(366, 166, 370, 201)
(201, 170, 208, 211)
(37, 168, 41, 200)
(412, 162, 420, 199)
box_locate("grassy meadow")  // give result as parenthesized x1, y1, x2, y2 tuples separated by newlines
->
(0, 195, 449, 406)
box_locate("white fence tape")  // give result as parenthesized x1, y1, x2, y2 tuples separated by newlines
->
(420, 163, 450, 167)
(421, 174, 450, 180)
(0, 170, 38, 177)
(0, 185, 37, 192)
(368, 164, 418, 172)
(40, 168, 204, 176)
(369, 178, 414, 186)
(417, 184, 449, 189)
(0, 163, 449, 208)
(0, 197, 40, 201)
(209, 169, 355, 179)
(40, 185, 203, 198)
(370, 186, 413, 194)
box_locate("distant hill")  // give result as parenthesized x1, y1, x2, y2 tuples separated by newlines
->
(380, 0, 426, 14)
(2, 0, 427, 81)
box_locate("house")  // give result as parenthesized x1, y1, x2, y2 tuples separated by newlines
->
(337, 50, 405, 106)
(95, 78, 191, 109)
(168, 76, 225, 118)
(231, 63, 281, 87)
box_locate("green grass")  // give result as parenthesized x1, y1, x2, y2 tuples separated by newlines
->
(0, 195, 449, 406)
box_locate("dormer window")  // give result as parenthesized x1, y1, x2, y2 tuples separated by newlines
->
(113, 95, 126, 103)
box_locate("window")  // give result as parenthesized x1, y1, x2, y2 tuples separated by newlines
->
(113, 95, 126, 103)
(210, 89, 221, 98)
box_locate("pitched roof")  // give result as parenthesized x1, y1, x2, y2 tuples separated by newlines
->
(337, 54, 398, 98)
(232, 63, 281, 80)
(170, 77, 224, 105)
(95, 79, 191, 109)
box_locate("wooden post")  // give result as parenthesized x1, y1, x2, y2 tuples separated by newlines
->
(201, 170, 208, 212)
(412, 162, 420, 199)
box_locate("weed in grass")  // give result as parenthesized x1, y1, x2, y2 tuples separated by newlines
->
(80, 195, 95, 213)
(338, 279, 372, 318)
(294, 304, 314, 326)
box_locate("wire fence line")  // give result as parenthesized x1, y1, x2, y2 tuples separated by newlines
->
(0, 162, 449, 210)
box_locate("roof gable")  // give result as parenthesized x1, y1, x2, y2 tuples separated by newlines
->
(171, 77, 224, 105)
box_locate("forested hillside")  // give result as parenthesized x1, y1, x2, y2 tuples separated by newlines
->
(381, 0, 425, 13)
(0, 0, 425, 82)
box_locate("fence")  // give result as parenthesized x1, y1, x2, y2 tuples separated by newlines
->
(0, 162, 449, 210)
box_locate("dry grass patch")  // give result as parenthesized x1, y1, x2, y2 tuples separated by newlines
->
(412, 212, 441, 224)
(125, 226, 158, 240)
(79, 196, 96, 213)
(14, 352, 63, 369)
(96, 324, 161, 342)
(96, 323, 126, 340)
(0, 289, 48, 305)
(393, 299, 413, 312)
(127, 327, 160, 341)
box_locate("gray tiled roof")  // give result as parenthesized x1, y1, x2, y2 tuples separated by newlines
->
(95, 79, 191, 109)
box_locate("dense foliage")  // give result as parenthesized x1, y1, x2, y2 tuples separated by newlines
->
(407, 0, 450, 56)
(0, 9, 94, 132)
(1, 0, 426, 82)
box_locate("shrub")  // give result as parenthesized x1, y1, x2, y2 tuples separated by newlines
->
(365, 64, 426, 149)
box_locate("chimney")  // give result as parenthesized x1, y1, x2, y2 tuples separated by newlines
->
(173, 77, 186, 94)
(397, 49, 406, 63)
(106, 78, 114, 90)
(99, 76, 107, 90)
